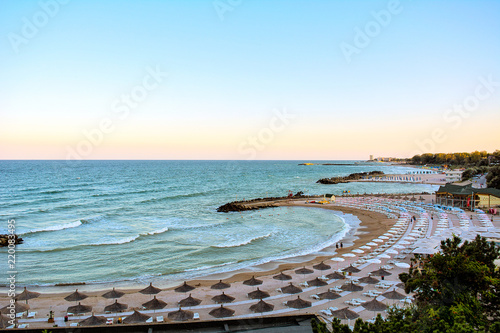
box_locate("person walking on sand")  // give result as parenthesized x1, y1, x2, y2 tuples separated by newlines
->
(340, 242, 343, 248)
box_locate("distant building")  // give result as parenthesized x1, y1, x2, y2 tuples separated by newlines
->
(436, 183, 500, 210)
(445, 170, 463, 183)
(369, 155, 374, 161)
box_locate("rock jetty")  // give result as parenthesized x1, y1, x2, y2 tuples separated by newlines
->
(217, 192, 309, 213)
(0, 234, 23, 247)
(317, 171, 384, 184)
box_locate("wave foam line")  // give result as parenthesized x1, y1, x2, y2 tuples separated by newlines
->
(213, 232, 273, 248)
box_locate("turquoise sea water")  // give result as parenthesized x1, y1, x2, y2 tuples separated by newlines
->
(0, 160, 437, 286)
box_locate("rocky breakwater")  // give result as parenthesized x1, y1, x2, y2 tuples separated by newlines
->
(317, 171, 384, 184)
(217, 192, 310, 213)
(0, 234, 23, 247)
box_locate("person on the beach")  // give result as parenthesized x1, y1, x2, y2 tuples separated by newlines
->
(336, 243, 339, 249)
(340, 242, 343, 248)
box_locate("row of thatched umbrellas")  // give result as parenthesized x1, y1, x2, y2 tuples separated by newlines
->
(1, 262, 402, 326)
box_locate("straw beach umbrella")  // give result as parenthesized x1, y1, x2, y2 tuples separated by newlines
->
(273, 272, 292, 281)
(249, 299, 274, 313)
(168, 308, 194, 321)
(326, 271, 345, 280)
(307, 277, 328, 287)
(342, 265, 360, 274)
(341, 282, 363, 292)
(295, 267, 314, 279)
(178, 294, 201, 307)
(313, 261, 331, 271)
(211, 280, 230, 290)
(358, 276, 380, 284)
(16, 287, 40, 305)
(281, 282, 302, 294)
(247, 288, 270, 300)
(1, 302, 29, 314)
(243, 276, 263, 286)
(78, 313, 106, 326)
(123, 310, 150, 324)
(317, 290, 341, 300)
(362, 298, 388, 317)
(101, 287, 124, 300)
(212, 292, 235, 303)
(209, 305, 235, 318)
(286, 296, 311, 309)
(64, 289, 88, 303)
(67, 302, 92, 315)
(175, 281, 195, 293)
(0, 314, 11, 329)
(104, 300, 127, 313)
(142, 296, 167, 310)
(370, 268, 392, 277)
(382, 290, 405, 301)
(139, 283, 161, 298)
(331, 307, 359, 327)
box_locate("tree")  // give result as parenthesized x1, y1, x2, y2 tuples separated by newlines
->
(486, 166, 500, 189)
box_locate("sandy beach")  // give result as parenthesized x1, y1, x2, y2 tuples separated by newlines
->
(2, 194, 498, 329)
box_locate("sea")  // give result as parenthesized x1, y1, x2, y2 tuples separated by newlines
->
(0, 160, 438, 288)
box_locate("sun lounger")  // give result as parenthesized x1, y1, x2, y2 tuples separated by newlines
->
(146, 317, 153, 323)
(16, 312, 24, 318)
(157, 316, 164, 323)
(193, 313, 200, 320)
(27, 311, 37, 318)
(106, 318, 113, 325)
(320, 309, 332, 316)
(18, 324, 29, 329)
(276, 288, 282, 293)
(310, 294, 320, 300)
(299, 282, 309, 287)
(70, 323, 78, 327)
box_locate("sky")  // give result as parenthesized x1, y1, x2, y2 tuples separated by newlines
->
(1, 0, 499, 160)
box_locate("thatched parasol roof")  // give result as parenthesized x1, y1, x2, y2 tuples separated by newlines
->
(362, 298, 388, 312)
(281, 282, 302, 294)
(101, 287, 124, 299)
(0, 314, 11, 329)
(211, 280, 230, 290)
(211, 292, 235, 304)
(209, 305, 235, 318)
(64, 289, 88, 302)
(286, 296, 311, 309)
(142, 296, 167, 310)
(78, 314, 107, 326)
(122, 310, 150, 324)
(358, 276, 380, 284)
(175, 281, 195, 293)
(313, 261, 331, 271)
(342, 265, 361, 274)
(67, 302, 92, 314)
(1, 302, 29, 314)
(340, 282, 363, 292)
(273, 272, 292, 281)
(317, 290, 342, 300)
(370, 268, 392, 277)
(331, 307, 359, 320)
(104, 300, 127, 313)
(326, 271, 345, 280)
(139, 283, 161, 295)
(243, 276, 263, 286)
(178, 294, 201, 307)
(307, 277, 328, 287)
(168, 308, 194, 321)
(382, 290, 405, 300)
(295, 266, 314, 275)
(249, 299, 274, 313)
(396, 282, 405, 289)
(247, 288, 270, 300)
(16, 287, 40, 303)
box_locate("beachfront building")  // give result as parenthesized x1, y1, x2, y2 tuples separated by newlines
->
(436, 183, 500, 210)
(445, 170, 464, 183)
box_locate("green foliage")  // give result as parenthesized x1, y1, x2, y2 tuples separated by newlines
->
(409, 150, 498, 167)
(311, 317, 329, 333)
(486, 166, 500, 189)
(330, 235, 499, 333)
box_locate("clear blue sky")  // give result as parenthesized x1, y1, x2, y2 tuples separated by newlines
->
(1, 0, 499, 160)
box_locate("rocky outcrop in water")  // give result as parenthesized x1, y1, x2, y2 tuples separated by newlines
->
(0, 234, 23, 247)
(217, 192, 309, 213)
(317, 171, 384, 184)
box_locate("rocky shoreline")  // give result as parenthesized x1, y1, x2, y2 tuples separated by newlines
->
(0, 234, 23, 247)
(217, 192, 312, 213)
(317, 171, 384, 184)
